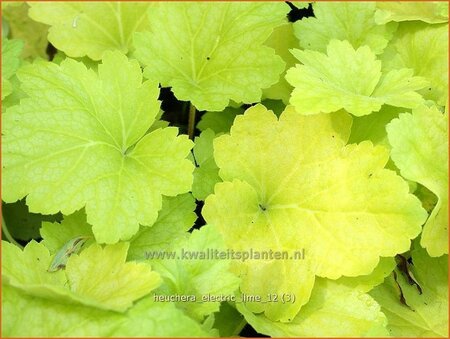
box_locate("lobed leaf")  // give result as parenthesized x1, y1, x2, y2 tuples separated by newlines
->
(387, 105, 448, 256)
(286, 40, 428, 116)
(2, 51, 194, 244)
(203, 104, 426, 320)
(134, 2, 287, 111)
(294, 2, 397, 55)
(28, 2, 151, 60)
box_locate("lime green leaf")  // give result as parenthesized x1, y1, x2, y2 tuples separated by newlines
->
(294, 2, 397, 55)
(192, 129, 221, 201)
(338, 257, 397, 293)
(203, 104, 426, 320)
(134, 2, 287, 111)
(387, 105, 448, 256)
(1, 240, 80, 305)
(375, 2, 448, 24)
(41, 210, 93, 254)
(128, 194, 197, 261)
(263, 23, 299, 103)
(2, 239, 160, 312)
(237, 279, 389, 337)
(2, 199, 61, 241)
(2, 240, 67, 288)
(261, 99, 286, 116)
(370, 246, 448, 337)
(197, 107, 242, 134)
(292, 2, 310, 10)
(1, 62, 28, 112)
(415, 184, 439, 215)
(286, 40, 428, 116)
(1, 38, 23, 100)
(204, 178, 316, 322)
(2, 2, 48, 59)
(382, 22, 448, 106)
(152, 225, 240, 321)
(66, 242, 161, 312)
(2, 285, 210, 337)
(349, 106, 405, 145)
(2, 51, 194, 244)
(28, 2, 151, 60)
(213, 302, 246, 337)
(52, 50, 100, 71)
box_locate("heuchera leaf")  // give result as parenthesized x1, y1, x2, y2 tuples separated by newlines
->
(348, 106, 405, 145)
(2, 240, 67, 289)
(2, 240, 160, 313)
(192, 129, 221, 201)
(375, 2, 449, 24)
(128, 194, 197, 261)
(212, 302, 246, 337)
(65, 242, 161, 312)
(197, 106, 243, 134)
(286, 40, 428, 116)
(203, 104, 426, 320)
(28, 2, 151, 60)
(262, 23, 299, 104)
(133, 2, 287, 111)
(2, 285, 210, 337)
(151, 225, 240, 321)
(370, 245, 448, 337)
(41, 210, 93, 254)
(2, 2, 48, 59)
(237, 279, 389, 337)
(1, 38, 23, 100)
(337, 257, 397, 293)
(2, 51, 194, 244)
(381, 22, 448, 106)
(387, 105, 449, 256)
(294, 2, 397, 55)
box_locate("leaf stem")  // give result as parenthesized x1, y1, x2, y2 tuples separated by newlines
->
(2, 214, 23, 249)
(188, 102, 197, 140)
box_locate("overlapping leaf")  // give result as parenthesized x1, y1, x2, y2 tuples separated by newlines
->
(41, 210, 93, 253)
(349, 106, 405, 145)
(197, 107, 242, 134)
(375, 2, 448, 24)
(337, 257, 397, 293)
(286, 40, 428, 116)
(2, 240, 160, 312)
(28, 2, 151, 60)
(134, 2, 287, 111)
(1, 38, 23, 100)
(263, 23, 299, 103)
(203, 104, 426, 320)
(128, 194, 197, 261)
(151, 225, 240, 321)
(370, 246, 448, 337)
(387, 105, 448, 256)
(66, 242, 161, 311)
(2, 285, 210, 337)
(192, 129, 221, 201)
(294, 2, 397, 55)
(2, 51, 194, 244)
(237, 279, 389, 337)
(2, 2, 48, 59)
(381, 22, 448, 106)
